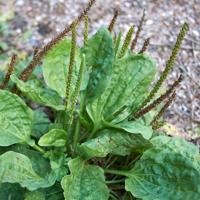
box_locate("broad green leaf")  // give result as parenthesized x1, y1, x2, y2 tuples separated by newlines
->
(11, 145, 52, 178)
(42, 39, 81, 97)
(0, 151, 56, 191)
(61, 157, 109, 200)
(83, 27, 114, 101)
(110, 119, 153, 139)
(31, 109, 51, 139)
(11, 74, 65, 110)
(0, 183, 25, 200)
(25, 191, 45, 200)
(151, 135, 199, 157)
(125, 137, 200, 200)
(35, 184, 64, 200)
(0, 90, 33, 146)
(86, 53, 156, 129)
(38, 129, 67, 147)
(78, 129, 152, 159)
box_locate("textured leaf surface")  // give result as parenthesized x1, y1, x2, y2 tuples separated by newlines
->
(0, 183, 25, 200)
(11, 74, 65, 110)
(38, 129, 67, 147)
(61, 157, 109, 200)
(0, 151, 56, 191)
(11, 145, 52, 178)
(83, 28, 114, 101)
(125, 136, 200, 200)
(42, 39, 81, 97)
(39, 184, 64, 200)
(78, 129, 152, 159)
(151, 135, 199, 157)
(114, 119, 153, 139)
(25, 191, 45, 200)
(0, 90, 33, 146)
(86, 53, 156, 128)
(45, 149, 68, 181)
(31, 110, 51, 139)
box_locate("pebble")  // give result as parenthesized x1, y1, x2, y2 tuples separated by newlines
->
(16, 0, 24, 6)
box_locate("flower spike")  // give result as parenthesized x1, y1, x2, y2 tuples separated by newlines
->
(0, 54, 17, 89)
(139, 37, 150, 54)
(14, 0, 96, 86)
(108, 9, 119, 32)
(84, 14, 89, 46)
(131, 9, 145, 51)
(66, 23, 77, 109)
(139, 22, 189, 109)
(133, 75, 183, 119)
(118, 25, 134, 59)
(151, 92, 176, 129)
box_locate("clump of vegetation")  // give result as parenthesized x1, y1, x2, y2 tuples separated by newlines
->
(0, 1, 200, 200)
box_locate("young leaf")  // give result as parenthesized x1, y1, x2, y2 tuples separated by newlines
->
(86, 53, 156, 129)
(11, 74, 65, 111)
(42, 39, 81, 98)
(61, 157, 109, 200)
(125, 136, 200, 200)
(0, 151, 56, 191)
(78, 129, 152, 160)
(38, 129, 67, 147)
(82, 27, 114, 101)
(0, 90, 33, 146)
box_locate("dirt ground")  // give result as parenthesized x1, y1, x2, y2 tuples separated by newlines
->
(0, 0, 200, 139)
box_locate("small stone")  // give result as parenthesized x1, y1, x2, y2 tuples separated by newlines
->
(193, 30, 199, 37)
(16, 0, 24, 6)
(146, 20, 154, 25)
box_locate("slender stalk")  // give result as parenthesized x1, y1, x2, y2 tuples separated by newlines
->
(0, 54, 17, 89)
(88, 125, 98, 139)
(139, 23, 189, 109)
(32, 143, 45, 154)
(106, 179, 125, 184)
(106, 157, 118, 169)
(72, 56, 85, 149)
(104, 169, 128, 177)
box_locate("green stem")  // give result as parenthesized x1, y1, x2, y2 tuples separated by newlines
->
(32, 144, 45, 154)
(88, 125, 98, 139)
(73, 91, 86, 150)
(106, 179, 125, 184)
(102, 120, 119, 129)
(104, 169, 128, 177)
(106, 157, 118, 169)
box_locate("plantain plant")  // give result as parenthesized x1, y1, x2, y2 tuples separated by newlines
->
(0, 1, 200, 200)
